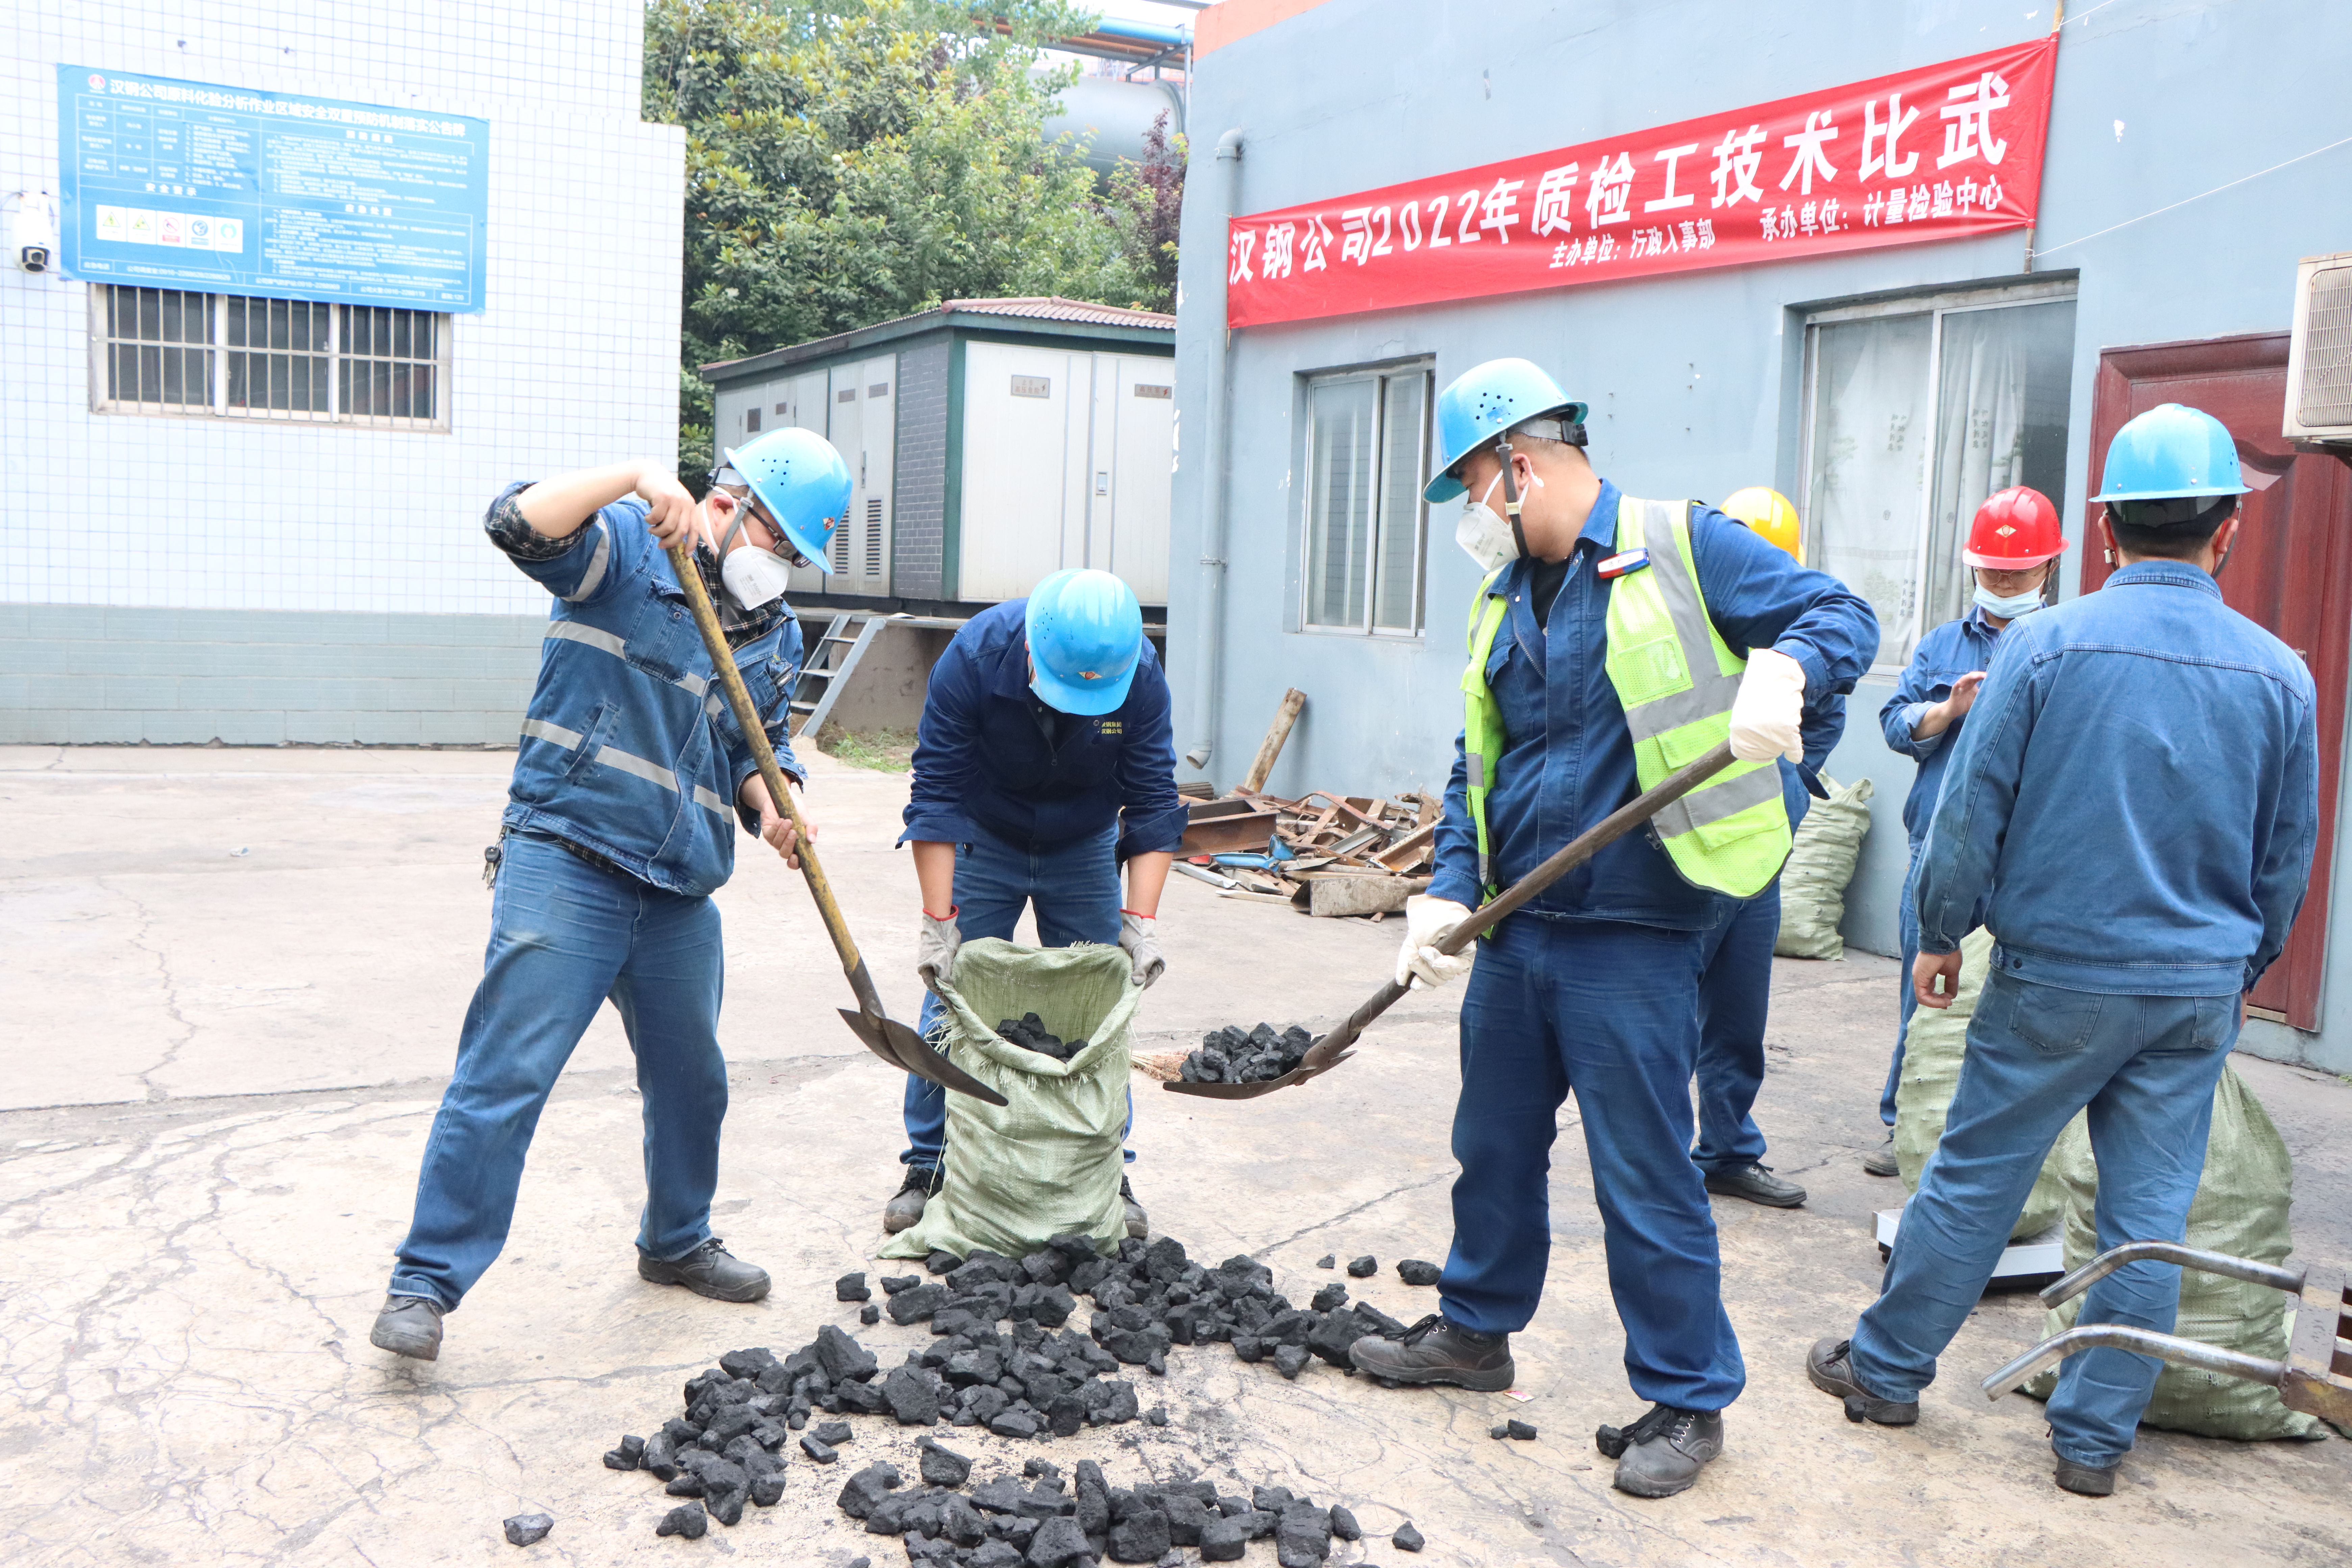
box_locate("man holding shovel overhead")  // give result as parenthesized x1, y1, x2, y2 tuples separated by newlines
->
(369, 428, 848, 1362)
(1348, 359, 1874, 1499)
(888, 568, 1188, 1239)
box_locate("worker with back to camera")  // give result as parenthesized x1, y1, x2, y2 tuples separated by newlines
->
(1806, 404, 2317, 1499)
(368, 426, 849, 1362)
(1860, 485, 2068, 1179)
(1685, 486, 1850, 1211)
(886, 567, 1188, 1239)
(1346, 358, 1876, 1500)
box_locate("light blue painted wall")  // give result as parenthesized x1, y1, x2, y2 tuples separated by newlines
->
(1168, 0, 2352, 1071)
(0, 605, 540, 746)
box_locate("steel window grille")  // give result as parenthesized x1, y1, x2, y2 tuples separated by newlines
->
(1797, 280, 2077, 671)
(1301, 365, 1432, 637)
(91, 286, 449, 430)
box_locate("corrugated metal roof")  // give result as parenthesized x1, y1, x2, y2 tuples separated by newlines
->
(938, 296, 1175, 329)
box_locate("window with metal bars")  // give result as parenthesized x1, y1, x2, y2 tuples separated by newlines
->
(1301, 363, 1432, 637)
(91, 286, 449, 429)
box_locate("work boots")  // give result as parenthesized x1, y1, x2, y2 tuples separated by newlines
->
(1702, 1162, 1807, 1207)
(1862, 1134, 1900, 1177)
(1600, 1404, 1724, 1498)
(369, 1293, 447, 1361)
(1806, 1337, 1920, 1425)
(1120, 1174, 1148, 1239)
(2054, 1450, 2118, 1496)
(885, 1166, 941, 1233)
(1348, 1314, 1516, 1392)
(636, 1238, 771, 1303)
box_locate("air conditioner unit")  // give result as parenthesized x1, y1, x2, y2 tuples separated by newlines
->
(2284, 251, 2352, 444)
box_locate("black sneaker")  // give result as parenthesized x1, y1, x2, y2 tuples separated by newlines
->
(636, 1238, 770, 1303)
(1806, 1336, 1919, 1425)
(1348, 1314, 1515, 1392)
(1702, 1162, 1807, 1207)
(884, 1165, 940, 1234)
(1602, 1403, 1724, 1498)
(369, 1293, 446, 1361)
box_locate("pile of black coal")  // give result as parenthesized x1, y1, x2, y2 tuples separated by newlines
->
(1177, 1023, 1314, 1085)
(834, 1450, 1416, 1567)
(995, 1013, 1087, 1062)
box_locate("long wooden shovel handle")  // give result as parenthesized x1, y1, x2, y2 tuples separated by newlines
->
(1297, 739, 1741, 1071)
(665, 543, 888, 1021)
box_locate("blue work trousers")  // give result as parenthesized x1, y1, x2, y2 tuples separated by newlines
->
(389, 833, 730, 1310)
(1849, 970, 2239, 1467)
(1692, 883, 1777, 1174)
(1884, 847, 1924, 1125)
(902, 823, 1127, 1170)
(1441, 916, 1746, 1412)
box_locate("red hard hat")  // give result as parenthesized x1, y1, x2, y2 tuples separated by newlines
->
(1963, 486, 2065, 568)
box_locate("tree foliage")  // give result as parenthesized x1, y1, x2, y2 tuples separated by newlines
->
(643, 0, 1181, 484)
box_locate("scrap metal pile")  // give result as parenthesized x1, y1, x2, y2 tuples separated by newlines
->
(1174, 690, 1441, 919)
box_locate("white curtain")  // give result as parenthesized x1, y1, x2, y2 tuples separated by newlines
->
(1806, 314, 1932, 666)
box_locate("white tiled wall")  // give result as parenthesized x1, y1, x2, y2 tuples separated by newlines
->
(0, 0, 684, 619)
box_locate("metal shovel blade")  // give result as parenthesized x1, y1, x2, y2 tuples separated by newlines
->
(839, 1008, 1009, 1107)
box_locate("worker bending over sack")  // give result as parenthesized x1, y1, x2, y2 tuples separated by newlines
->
(890, 568, 1187, 1239)
(1807, 404, 2317, 1497)
(1351, 359, 1875, 1499)
(371, 429, 848, 1361)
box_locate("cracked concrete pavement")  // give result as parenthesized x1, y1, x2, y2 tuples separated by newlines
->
(4, 742, 2350, 1566)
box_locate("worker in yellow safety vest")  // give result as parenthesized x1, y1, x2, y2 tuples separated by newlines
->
(1344, 359, 1876, 1502)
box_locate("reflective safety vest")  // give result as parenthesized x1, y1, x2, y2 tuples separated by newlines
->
(1462, 495, 1793, 902)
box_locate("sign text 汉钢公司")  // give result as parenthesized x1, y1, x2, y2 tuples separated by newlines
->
(1225, 37, 2058, 328)
(55, 66, 489, 312)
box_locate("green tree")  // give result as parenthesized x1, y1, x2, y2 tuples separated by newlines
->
(1101, 109, 1185, 313)
(644, 0, 1165, 485)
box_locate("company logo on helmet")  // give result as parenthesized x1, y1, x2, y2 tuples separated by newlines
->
(1995, 524, 2016, 538)
(1079, 671, 1101, 681)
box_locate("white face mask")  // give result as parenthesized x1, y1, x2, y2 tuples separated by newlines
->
(1972, 583, 2046, 619)
(1455, 468, 1544, 572)
(720, 544, 794, 610)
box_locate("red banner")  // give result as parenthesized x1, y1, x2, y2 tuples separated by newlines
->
(1225, 38, 2058, 328)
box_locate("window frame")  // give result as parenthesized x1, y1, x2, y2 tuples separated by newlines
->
(87, 285, 452, 432)
(1297, 359, 1435, 640)
(1796, 276, 2077, 675)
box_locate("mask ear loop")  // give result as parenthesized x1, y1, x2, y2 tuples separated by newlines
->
(1494, 434, 1530, 561)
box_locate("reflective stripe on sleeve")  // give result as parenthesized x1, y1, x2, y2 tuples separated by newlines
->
(561, 523, 612, 602)
(544, 619, 708, 696)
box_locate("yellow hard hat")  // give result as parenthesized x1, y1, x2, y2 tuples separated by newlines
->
(1721, 486, 1803, 564)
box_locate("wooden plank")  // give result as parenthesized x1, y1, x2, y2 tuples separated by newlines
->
(1240, 688, 1308, 794)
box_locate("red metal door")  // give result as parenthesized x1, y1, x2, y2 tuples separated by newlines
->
(2081, 333, 2352, 1030)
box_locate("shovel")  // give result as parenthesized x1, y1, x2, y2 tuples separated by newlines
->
(1164, 739, 1741, 1099)
(666, 541, 1007, 1106)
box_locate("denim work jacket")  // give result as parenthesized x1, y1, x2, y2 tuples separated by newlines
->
(491, 483, 803, 898)
(1880, 607, 2010, 847)
(902, 599, 1189, 860)
(1427, 481, 1880, 930)
(1913, 562, 2318, 996)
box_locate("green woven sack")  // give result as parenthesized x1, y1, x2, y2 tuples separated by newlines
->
(2020, 1065, 2323, 1441)
(1894, 928, 2077, 1241)
(1774, 775, 1873, 959)
(878, 938, 1138, 1265)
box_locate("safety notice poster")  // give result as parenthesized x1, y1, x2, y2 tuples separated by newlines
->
(55, 66, 489, 312)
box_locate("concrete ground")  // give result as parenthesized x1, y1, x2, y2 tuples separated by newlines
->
(3, 742, 2349, 1568)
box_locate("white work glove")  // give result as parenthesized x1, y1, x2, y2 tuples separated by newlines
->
(1394, 895, 1476, 991)
(1728, 646, 1807, 763)
(916, 908, 962, 994)
(1119, 911, 1166, 989)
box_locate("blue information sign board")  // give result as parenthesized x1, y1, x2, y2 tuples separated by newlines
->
(56, 66, 489, 312)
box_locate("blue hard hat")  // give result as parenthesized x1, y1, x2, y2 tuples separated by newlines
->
(1424, 357, 1589, 503)
(1025, 569, 1144, 716)
(723, 428, 852, 571)
(2092, 403, 2251, 503)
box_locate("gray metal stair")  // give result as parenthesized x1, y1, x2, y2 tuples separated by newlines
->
(788, 612, 890, 737)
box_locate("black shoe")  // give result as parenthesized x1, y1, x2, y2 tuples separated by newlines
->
(1702, 1162, 1807, 1207)
(369, 1293, 446, 1361)
(1805, 1337, 1919, 1425)
(884, 1165, 940, 1234)
(2054, 1454, 2117, 1496)
(1602, 1404, 1724, 1498)
(1348, 1314, 1515, 1392)
(637, 1238, 771, 1302)
(1862, 1135, 1900, 1178)
(1120, 1174, 1148, 1239)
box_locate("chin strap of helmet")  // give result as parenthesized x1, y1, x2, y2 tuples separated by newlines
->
(1495, 434, 1531, 561)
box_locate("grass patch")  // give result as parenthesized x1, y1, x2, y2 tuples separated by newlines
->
(817, 724, 917, 773)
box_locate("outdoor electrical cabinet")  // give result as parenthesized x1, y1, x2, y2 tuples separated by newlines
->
(702, 297, 1176, 613)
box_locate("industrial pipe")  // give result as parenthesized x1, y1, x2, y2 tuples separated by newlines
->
(2038, 1239, 2305, 1310)
(1184, 127, 1244, 775)
(1980, 1323, 2287, 1403)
